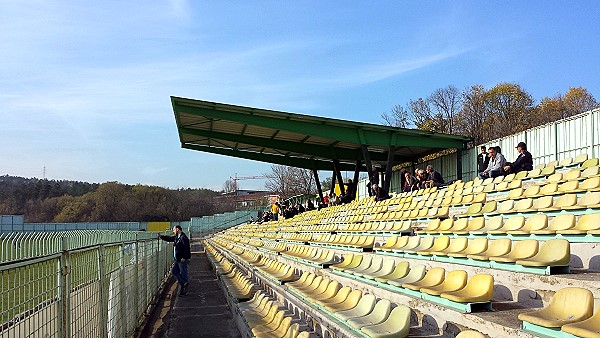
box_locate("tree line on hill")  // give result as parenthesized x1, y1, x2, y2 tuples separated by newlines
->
(382, 84, 599, 146)
(0, 175, 232, 223)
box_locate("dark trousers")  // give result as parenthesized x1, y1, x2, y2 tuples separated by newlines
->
(172, 259, 190, 286)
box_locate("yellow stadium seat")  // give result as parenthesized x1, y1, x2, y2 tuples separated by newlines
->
(420, 270, 468, 296)
(561, 307, 600, 338)
(377, 236, 398, 251)
(315, 286, 352, 307)
(467, 238, 511, 261)
(402, 236, 435, 253)
(418, 219, 441, 234)
(456, 330, 486, 338)
(291, 275, 323, 294)
(430, 237, 469, 256)
(305, 280, 339, 302)
(251, 310, 287, 335)
(518, 287, 594, 328)
(455, 217, 485, 234)
(401, 267, 445, 290)
(325, 290, 362, 312)
(579, 176, 600, 191)
(331, 254, 362, 271)
(573, 153, 589, 166)
(347, 299, 391, 329)
(470, 216, 503, 235)
(564, 168, 582, 181)
(334, 294, 377, 321)
(515, 170, 529, 180)
(508, 214, 548, 235)
(363, 259, 397, 280)
(387, 265, 427, 286)
(523, 184, 541, 198)
(558, 213, 600, 234)
(488, 216, 525, 234)
(436, 219, 455, 234)
(360, 305, 411, 338)
(581, 165, 600, 178)
(416, 235, 450, 256)
(582, 158, 599, 169)
(495, 200, 515, 214)
(516, 239, 570, 267)
(447, 238, 488, 258)
(379, 236, 409, 252)
(526, 168, 543, 179)
(441, 274, 494, 303)
(245, 304, 280, 327)
(345, 255, 374, 275)
(489, 239, 538, 263)
(392, 236, 420, 253)
(530, 214, 576, 235)
(447, 218, 469, 234)
(353, 257, 384, 277)
(373, 261, 410, 283)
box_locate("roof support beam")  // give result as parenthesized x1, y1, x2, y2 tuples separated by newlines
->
(182, 144, 358, 171)
(332, 159, 346, 196)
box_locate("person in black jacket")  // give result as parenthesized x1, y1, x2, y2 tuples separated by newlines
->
(372, 183, 390, 202)
(503, 141, 534, 174)
(159, 225, 191, 295)
(477, 146, 490, 174)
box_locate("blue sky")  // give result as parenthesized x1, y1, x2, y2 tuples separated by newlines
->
(1, 1, 599, 190)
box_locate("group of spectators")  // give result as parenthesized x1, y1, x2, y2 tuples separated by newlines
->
(400, 165, 445, 192)
(477, 141, 533, 179)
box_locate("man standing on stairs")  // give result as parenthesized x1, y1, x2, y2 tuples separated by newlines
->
(159, 225, 192, 295)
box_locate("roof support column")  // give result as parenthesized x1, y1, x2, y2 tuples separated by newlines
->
(352, 158, 361, 200)
(312, 169, 323, 201)
(456, 148, 463, 182)
(332, 159, 346, 196)
(383, 146, 395, 192)
(329, 170, 336, 196)
(361, 145, 373, 175)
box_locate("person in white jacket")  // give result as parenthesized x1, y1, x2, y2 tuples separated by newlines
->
(478, 146, 506, 179)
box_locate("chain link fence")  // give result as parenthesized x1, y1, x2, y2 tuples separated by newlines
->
(0, 230, 172, 337)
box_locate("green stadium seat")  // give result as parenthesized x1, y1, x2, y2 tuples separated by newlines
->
(373, 261, 410, 283)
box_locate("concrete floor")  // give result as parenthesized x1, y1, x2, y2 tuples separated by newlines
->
(145, 240, 242, 338)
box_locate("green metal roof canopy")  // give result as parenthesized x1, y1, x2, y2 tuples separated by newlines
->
(172, 97, 471, 171)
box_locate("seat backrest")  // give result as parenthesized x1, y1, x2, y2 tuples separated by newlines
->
(420, 267, 445, 284)
(578, 192, 600, 207)
(465, 274, 494, 300)
(497, 200, 515, 213)
(446, 237, 469, 252)
(574, 153, 588, 164)
(536, 239, 570, 265)
(552, 193, 577, 208)
(511, 239, 539, 258)
(540, 182, 558, 195)
(453, 218, 469, 232)
(533, 195, 553, 209)
(365, 299, 392, 323)
(486, 238, 512, 256)
(548, 214, 576, 231)
(524, 214, 548, 231)
(403, 236, 422, 250)
(456, 330, 486, 338)
(485, 215, 504, 231)
(576, 213, 600, 231)
(465, 238, 488, 254)
(503, 216, 525, 231)
(507, 187, 524, 200)
(546, 287, 594, 319)
(581, 158, 599, 168)
(281, 323, 300, 338)
(467, 217, 485, 232)
(523, 185, 541, 198)
(425, 219, 441, 232)
(376, 305, 411, 336)
(438, 219, 454, 231)
(580, 176, 600, 190)
(443, 270, 468, 290)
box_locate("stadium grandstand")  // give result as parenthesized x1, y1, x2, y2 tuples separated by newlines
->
(1, 99, 599, 338)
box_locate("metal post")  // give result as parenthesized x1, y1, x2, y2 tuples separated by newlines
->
(58, 237, 71, 338)
(98, 245, 108, 338)
(329, 171, 336, 195)
(352, 158, 361, 200)
(456, 148, 463, 182)
(332, 159, 346, 196)
(383, 146, 395, 192)
(118, 242, 127, 335)
(133, 239, 140, 324)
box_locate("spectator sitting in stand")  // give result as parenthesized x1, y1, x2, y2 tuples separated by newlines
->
(329, 192, 339, 206)
(306, 199, 315, 211)
(503, 141, 533, 174)
(478, 146, 507, 179)
(317, 198, 327, 210)
(416, 169, 428, 189)
(403, 171, 417, 192)
(297, 203, 305, 213)
(367, 166, 379, 196)
(424, 165, 444, 188)
(372, 183, 390, 201)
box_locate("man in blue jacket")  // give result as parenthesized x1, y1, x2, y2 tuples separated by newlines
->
(159, 225, 191, 295)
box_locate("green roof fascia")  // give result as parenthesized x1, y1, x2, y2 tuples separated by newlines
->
(182, 144, 360, 171)
(172, 97, 470, 148)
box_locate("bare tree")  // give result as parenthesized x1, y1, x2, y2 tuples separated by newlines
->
(222, 178, 237, 193)
(264, 165, 316, 199)
(381, 104, 411, 128)
(456, 84, 488, 145)
(563, 87, 599, 116)
(429, 85, 462, 134)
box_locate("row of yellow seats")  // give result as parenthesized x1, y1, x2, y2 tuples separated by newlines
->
(206, 244, 255, 300)
(252, 256, 296, 283)
(422, 213, 600, 235)
(546, 165, 600, 183)
(342, 220, 411, 233)
(329, 256, 494, 304)
(486, 177, 600, 204)
(310, 234, 375, 249)
(282, 244, 337, 266)
(379, 235, 569, 267)
(239, 291, 310, 338)
(297, 224, 337, 232)
(461, 191, 600, 218)
(282, 233, 313, 242)
(519, 287, 599, 338)
(287, 273, 411, 338)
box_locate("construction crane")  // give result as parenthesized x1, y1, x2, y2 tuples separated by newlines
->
(229, 174, 268, 192)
